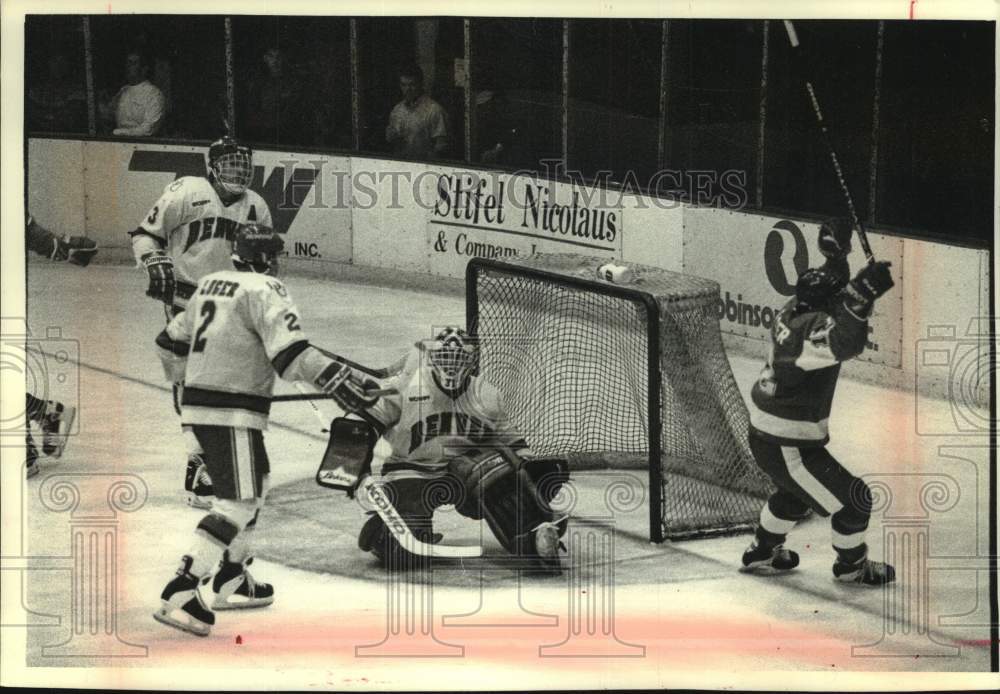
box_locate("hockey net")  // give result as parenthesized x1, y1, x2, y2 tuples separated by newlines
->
(466, 253, 773, 541)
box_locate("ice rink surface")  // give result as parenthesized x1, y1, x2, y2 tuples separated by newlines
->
(11, 262, 995, 681)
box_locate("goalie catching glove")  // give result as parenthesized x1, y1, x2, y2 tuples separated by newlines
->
(142, 251, 176, 305)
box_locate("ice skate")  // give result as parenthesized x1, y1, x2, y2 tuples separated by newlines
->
(833, 557, 896, 586)
(153, 556, 215, 637)
(26, 434, 39, 479)
(185, 454, 214, 510)
(740, 541, 800, 574)
(531, 521, 564, 575)
(41, 401, 75, 458)
(211, 555, 274, 610)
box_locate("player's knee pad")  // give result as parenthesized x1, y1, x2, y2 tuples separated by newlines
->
(768, 491, 812, 522)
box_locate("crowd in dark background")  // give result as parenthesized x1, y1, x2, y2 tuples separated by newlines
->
(25, 16, 995, 245)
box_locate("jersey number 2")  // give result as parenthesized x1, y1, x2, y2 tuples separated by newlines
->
(192, 301, 217, 353)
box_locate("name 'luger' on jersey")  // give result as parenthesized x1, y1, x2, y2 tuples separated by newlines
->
(158, 269, 306, 430)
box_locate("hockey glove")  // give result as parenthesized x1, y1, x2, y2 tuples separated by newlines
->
(314, 361, 381, 413)
(142, 251, 176, 305)
(54, 236, 99, 267)
(844, 261, 893, 317)
(818, 218, 853, 259)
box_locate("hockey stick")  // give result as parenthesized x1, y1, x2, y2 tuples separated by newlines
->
(289, 388, 482, 559)
(271, 387, 397, 403)
(313, 346, 407, 380)
(782, 20, 876, 265)
(359, 475, 483, 559)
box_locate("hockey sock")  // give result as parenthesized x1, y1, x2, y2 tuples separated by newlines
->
(831, 478, 871, 563)
(226, 510, 260, 564)
(834, 542, 868, 566)
(187, 513, 241, 577)
(25, 393, 47, 423)
(756, 493, 804, 548)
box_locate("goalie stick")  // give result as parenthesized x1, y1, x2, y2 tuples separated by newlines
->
(783, 19, 876, 265)
(290, 378, 483, 559)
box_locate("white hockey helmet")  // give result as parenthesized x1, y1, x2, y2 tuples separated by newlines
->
(207, 136, 253, 197)
(427, 327, 479, 395)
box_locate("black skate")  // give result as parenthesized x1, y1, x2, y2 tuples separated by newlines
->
(26, 434, 39, 479)
(41, 401, 75, 458)
(185, 454, 214, 510)
(833, 557, 896, 586)
(153, 555, 215, 637)
(212, 555, 274, 610)
(740, 542, 800, 574)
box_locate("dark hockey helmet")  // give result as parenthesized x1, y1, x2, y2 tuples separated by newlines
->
(427, 327, 480, 395)
(207, 136, 253, 197)
(232, 223, 283, 276)
(795, 266, 846, 311)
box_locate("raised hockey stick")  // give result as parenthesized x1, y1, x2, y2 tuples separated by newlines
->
(782, 20, 876, 265)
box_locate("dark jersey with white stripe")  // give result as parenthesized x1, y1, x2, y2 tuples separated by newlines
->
(749, 293, 868, 446)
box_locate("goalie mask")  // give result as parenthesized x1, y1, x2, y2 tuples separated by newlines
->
(427, 327, 479, 396)
(232, 224, 283, 276)
(207, 136, 253, 197)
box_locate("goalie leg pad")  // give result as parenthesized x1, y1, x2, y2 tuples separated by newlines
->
(449, 448, 556, 556)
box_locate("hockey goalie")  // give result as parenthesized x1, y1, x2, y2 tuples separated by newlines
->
(319, 327, 568, 573)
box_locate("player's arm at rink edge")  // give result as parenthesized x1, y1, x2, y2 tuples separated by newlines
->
(154, 305, 194, 383)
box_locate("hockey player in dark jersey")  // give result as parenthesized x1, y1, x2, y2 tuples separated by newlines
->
(740, 218, 897, 586)
(23, 213, 97, 478)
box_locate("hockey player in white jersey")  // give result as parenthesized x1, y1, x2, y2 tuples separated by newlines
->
(152, 224, 375, 636)
(130, 136, 273, 509)
(334, 328, 568, 573)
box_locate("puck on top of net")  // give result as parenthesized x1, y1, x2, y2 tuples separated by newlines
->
(597, 263, 635, 284)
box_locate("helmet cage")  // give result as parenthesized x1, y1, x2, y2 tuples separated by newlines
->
(208, 139, 253, 196)
(427, 329, 479, 394)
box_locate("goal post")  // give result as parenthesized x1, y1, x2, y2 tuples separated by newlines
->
(465, 253, 774, 542)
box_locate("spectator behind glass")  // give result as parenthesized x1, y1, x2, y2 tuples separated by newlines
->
(99, 50, 166, 137)
(27, 52, 87, 133)
(475, 89, 528, 166)
(386, 64, 448, 160)
(243, 47, 304, 146)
